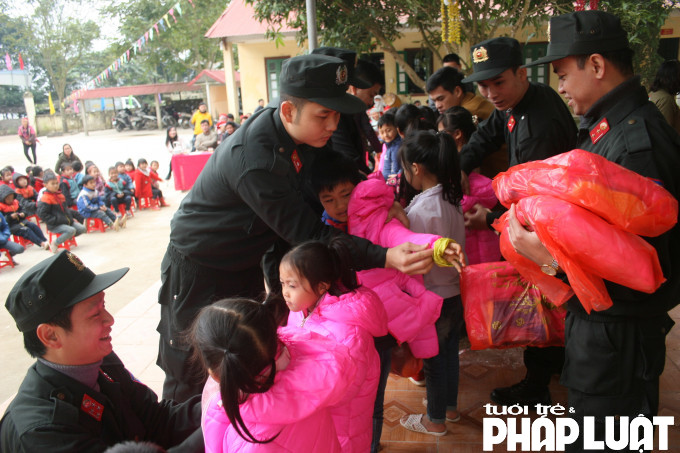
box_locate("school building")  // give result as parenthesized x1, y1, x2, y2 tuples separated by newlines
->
(205, 1, 680, 116)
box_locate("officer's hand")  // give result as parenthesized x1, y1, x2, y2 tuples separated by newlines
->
(507, 204, 553, 267)
(385, 201, 409, 228)
(385, 242, 434, 275)
(464, 203, 491, 230)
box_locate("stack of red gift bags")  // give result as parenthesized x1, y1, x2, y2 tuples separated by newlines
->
(462, 149, 678, 350)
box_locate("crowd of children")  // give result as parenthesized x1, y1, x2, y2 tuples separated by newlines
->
(0, 152, 171, 260)
(186, 93, 498, 452)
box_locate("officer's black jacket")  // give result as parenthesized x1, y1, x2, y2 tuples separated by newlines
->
(567, 76, 680, 319)
(169, 106, 386, 273)
(0, 353, 203, 452)
(459, 82, 577, 174)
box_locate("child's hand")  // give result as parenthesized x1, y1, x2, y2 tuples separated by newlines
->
(442, 242, 466, 272)
(19, 212, 25, 218)
(385, 201, 409, 228)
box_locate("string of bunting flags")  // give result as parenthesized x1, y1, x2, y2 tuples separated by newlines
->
(2, 53, 26, 71)
(68, 0, 195, 102)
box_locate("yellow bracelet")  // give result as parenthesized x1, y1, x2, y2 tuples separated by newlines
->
(433, 237, 457, 267)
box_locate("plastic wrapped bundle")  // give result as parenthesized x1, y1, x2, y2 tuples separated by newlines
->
(493, 196, 666, 312)
(461, 261, 566, 350)
(493, 149, 678, 237)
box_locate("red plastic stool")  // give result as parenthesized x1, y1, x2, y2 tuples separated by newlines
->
(12, 235, 32, 247)
(0, 249, 15, 269)
(86, 218, 108, 233)
(26, 214, 41, 227)
(138, 197, 160, 210)
(130, 197, 137, 212)
(48, 232, 78, 250)
(115, 204, 133, 218)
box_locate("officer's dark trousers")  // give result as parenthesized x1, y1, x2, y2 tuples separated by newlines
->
(523, 346, 564, 386)
(156, 244, 264, 403)
(561, 311, 673, 452)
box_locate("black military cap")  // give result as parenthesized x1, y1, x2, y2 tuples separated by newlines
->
(525, 11, 629, 66)
(280, 54, 367, 114)
(462, 37, 523, 83)
(311, 47, 372, 89)
(6, 251, 128, 332)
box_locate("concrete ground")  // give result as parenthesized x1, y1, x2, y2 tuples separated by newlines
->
(0, 127, 185, 404)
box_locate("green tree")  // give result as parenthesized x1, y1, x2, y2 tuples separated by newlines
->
(599, 0, 679, 87)
(247, 0, 573, 90)
(23, 0, 100, 131)
(101, 0, 227, 86)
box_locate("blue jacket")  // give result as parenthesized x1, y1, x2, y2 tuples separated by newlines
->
(77, 187, 104, 217)
(0, 213, 11, 245)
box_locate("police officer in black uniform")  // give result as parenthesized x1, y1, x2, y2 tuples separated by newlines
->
(158, 54, 441, 403)
(459, 37, 577, 407)
(519, 11, 680, 451)
(1, 251, 203, 452)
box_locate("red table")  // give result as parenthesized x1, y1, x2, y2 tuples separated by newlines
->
(172, 152, 212, 191)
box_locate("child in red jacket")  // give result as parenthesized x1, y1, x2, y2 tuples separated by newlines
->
(134, 158, 168, 207)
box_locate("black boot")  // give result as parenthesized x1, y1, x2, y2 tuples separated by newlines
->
(490, 376, 551, 406)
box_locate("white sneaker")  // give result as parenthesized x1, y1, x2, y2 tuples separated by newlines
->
(113, 217, 120, 231)
(49, 240, 59, 253)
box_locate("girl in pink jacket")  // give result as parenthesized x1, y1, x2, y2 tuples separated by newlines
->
(192, 298, 355, 452)
(280, 239, 389, 453)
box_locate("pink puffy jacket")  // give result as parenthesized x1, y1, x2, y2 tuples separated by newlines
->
(461, 172, 501, 265)
(289, 286, 388, 453)
(347, 178, 444, 358)
(202, 327, 355, 453)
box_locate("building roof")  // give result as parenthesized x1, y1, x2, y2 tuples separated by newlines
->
(205, 0, 299, 40)
(76, 82, 202, 100)
(187, 69, 240, 86)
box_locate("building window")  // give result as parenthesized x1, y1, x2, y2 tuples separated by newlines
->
(396, 48, 432, 95)
(523, 43, 549, 84)
(266, 57, 289, 101)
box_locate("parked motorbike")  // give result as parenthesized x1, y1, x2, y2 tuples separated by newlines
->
(162, 106, 179, 128)
(178, 112, 192, 129)
(112, 109, 134, 132)
(131, 108, 159, 130)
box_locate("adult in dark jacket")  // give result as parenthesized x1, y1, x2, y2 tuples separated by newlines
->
(519, 11, 680, 451)
(1, 251, 204, 452)
(458, 37, 577, 409)
(158, 54, 441, 403)
(54, 143, 82, 173)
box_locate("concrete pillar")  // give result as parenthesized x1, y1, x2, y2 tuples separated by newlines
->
(23, 91, 36, 133)
(79, 100, 89, 136)
(155, 94, 162, 129)
(223, 39, 240, 117)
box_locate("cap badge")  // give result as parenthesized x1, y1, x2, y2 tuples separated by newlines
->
(66, 251, 85, 271)
(472, 46, 489, 63)
(336, 64, 348, 85)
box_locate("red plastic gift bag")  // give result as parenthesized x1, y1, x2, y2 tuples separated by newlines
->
(493, 149, 678, 237)
(461, 261, 566, 350)
(390, 343, 423, 378)
(493, 196, 666, 313)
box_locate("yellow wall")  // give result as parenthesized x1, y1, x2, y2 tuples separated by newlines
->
(236, 38, 305, 114)
(209, 84, 228, 118)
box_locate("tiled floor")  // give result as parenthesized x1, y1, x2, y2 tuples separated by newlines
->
(378, 306, 680, 452)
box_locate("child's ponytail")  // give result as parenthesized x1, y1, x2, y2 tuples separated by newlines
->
(280, 238, 359, 298)
(190, 298, 280, 444)
(437, 131, 464, 206)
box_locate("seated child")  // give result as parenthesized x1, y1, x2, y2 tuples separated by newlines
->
(124, 159, 137, 183)
(437, 107, 501, 265)
(1, 167, 14, 188)
(116, 161, 134, 193)
(0, 185, 49, 250)
(58, 162, 85, 224)
(135, 158, 168, 207)
(150, 160, 161, 189)
(77, 175, 124, 231)
(192, 298, 353, 453)
(86, 163, 107, 197)
(37, 171, 86, 253)
(0, 212, 24, 259)
(72, 160, 85, 190)
(280, 240, 388, 452)
(105, 166, 133, 217)
(31, 166, 44, 192)
(378, 113, 402, 185)
(12, 173, 38, 216)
